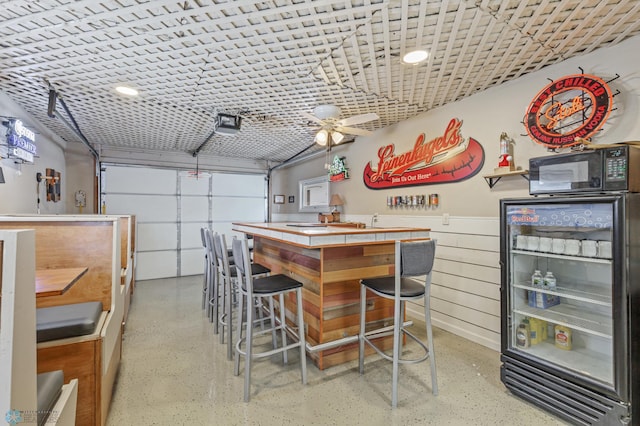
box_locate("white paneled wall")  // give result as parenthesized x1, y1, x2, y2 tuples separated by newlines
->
(388, 215, 500, 351)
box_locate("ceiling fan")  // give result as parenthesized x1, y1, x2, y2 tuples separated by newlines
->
(301, 105, 379, 149)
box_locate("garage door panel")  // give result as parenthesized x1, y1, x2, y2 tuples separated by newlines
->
(181, 174, 210, 195)
(212, 198, 265, 221)
(138, 223, 177, 251)
(107, 194, 177, 222)
(181, 196, 209, 221)
(136, 251, 177, 280)
(181, 248, 203, 276)
(212, 174, 265, 196)
(105, 166, 176, 193)
(182, 222, 207, 249)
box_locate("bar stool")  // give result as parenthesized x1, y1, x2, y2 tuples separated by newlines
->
(212, 232, 270, 360)
(359, 239, 438, 408)
(231, 237, 307, 402)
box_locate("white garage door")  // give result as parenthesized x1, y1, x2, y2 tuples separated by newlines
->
(101, 164, 266, 280)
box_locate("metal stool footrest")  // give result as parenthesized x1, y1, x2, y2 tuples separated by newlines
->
(362, 326, 430, 365)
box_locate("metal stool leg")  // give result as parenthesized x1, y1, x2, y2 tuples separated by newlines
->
(296, 288, 307, 384)
(391, 298, 402, 408)
(243, 289, 254, 402)
(226, 276, 235, 360)
(211, 267, 219, 330)
(359, 285, 367, 374)
(425, 286, 438, 395)
(234, 290, 245, 377)
(278, 293, 289, 364)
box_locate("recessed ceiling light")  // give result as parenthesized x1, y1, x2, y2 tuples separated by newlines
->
(115, 86, 139, 96)
(402, 49, 429, 64)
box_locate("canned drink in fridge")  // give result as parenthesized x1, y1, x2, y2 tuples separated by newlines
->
(429, 193, 439, 207)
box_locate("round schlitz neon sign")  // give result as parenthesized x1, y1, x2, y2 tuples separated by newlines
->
(524, 74, 613, 148)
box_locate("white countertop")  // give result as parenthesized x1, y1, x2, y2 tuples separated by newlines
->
(233, 222, 430, 248)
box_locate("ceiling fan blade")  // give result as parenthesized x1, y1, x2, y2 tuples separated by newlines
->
(336, 112, 379, 127)
(300, 111, 326, 125)
(335, 126, 372, 136)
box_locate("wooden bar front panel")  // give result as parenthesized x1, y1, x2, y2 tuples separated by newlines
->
(253, 237, 396, 369)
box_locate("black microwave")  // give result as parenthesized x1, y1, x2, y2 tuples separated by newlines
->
(529, 145, 640, 195)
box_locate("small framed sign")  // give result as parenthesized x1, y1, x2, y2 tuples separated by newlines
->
(288, 195, 295, 203)
(274, 194, 285, 204)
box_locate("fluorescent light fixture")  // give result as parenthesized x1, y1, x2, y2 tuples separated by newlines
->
(402, 49, 429, 64)
(315, 129, 329, 146)
(331, 131, 344, 145)
(115, 86, 139, 96)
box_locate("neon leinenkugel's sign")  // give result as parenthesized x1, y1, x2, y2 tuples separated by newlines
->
(363, 118, 484, 189)
(524, 74, 613, 148)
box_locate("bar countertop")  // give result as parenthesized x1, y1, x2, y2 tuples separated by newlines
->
(233, 222, 430, 248)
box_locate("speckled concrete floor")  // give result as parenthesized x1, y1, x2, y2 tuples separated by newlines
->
(106, 275, 567, 426)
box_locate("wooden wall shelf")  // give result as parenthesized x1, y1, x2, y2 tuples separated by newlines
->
(483, 169, 529, 188)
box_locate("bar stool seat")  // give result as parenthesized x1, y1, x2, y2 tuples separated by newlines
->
(243, 273, 301, 294)
(360, 277, 425, 298)
(231, 237, 307, 402)
(359, 239, 438, 408)
(229, 262, 270, 278)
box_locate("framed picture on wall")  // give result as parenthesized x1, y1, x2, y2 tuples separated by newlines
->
(274, 194, 285, 204)
(288, 195, 295, 203)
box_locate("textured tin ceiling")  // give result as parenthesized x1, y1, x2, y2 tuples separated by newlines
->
(1, 0, 639, 164)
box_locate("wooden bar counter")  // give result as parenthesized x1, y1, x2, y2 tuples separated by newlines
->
(233, 222, 430, 369)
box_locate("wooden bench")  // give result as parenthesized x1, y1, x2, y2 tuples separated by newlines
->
(0, 217, 123, 426)
(1, 229, 78, 426)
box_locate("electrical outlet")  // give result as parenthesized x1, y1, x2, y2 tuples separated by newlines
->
(442, 213, 450, 225)
(373, 213, 379, 222)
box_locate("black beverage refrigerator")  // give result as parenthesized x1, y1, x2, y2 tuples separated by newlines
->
(499, 194, 640, 425)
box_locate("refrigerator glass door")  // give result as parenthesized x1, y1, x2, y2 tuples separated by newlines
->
(506, 201, 614, 386)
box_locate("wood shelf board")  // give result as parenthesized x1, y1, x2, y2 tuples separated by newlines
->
(483, 169, 529, 179)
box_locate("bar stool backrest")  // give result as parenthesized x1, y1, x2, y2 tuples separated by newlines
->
(204, 229, 216, 270)
(212, 232, 232, 277)
(399, 240, 436, 278)
(200, 227, 207, 250)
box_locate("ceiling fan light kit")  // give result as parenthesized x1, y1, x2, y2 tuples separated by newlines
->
(331, 131, 344, 145)
(315, 129, 329, 145)
(304, 104, 379, 149)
